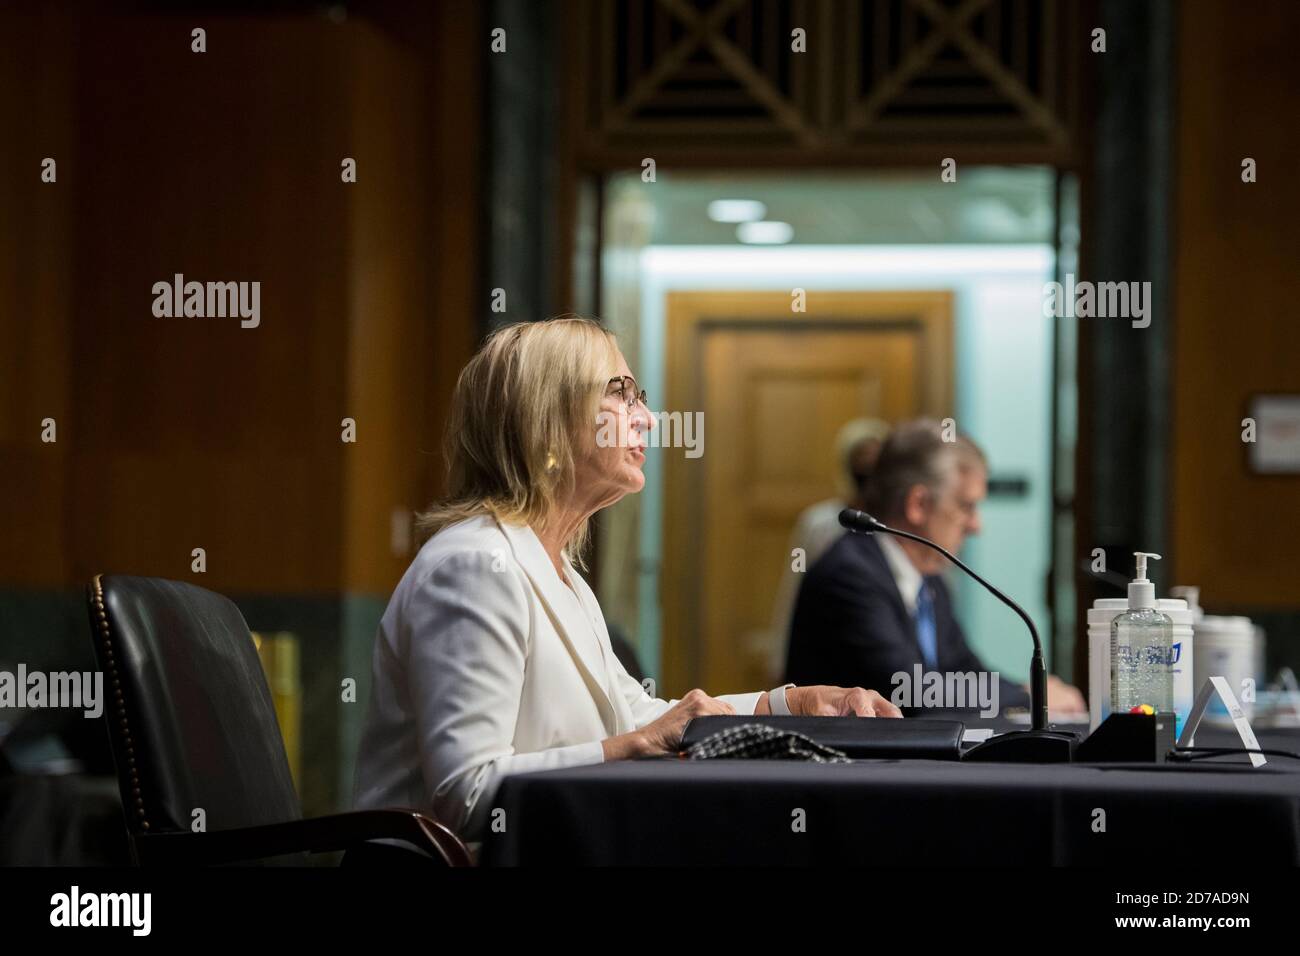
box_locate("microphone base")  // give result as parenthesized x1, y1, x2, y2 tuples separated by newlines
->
(962, 729, 1080, 763)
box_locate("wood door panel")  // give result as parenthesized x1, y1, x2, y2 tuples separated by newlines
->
(664, 292, 953, 695)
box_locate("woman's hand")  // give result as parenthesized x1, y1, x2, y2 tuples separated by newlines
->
(602, 686, 901, 762)
(605, 688, 737, 760)
(789, 685, 903, 718)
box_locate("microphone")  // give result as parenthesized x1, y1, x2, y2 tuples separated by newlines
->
(839, 508, 1076, 761)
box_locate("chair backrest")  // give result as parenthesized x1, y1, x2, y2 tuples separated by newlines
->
(87, 575, 302, 838)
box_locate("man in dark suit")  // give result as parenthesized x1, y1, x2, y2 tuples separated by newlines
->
(784, 419, 1085, 716)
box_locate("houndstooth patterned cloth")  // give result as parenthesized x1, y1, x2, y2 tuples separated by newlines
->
(683, 722, 851, 763)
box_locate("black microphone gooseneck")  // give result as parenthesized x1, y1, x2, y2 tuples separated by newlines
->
(838, 508, 1048, 732)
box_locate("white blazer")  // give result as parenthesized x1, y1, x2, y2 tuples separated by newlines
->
(351, 513, 765, 844)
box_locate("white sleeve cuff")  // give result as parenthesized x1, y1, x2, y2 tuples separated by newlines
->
(769, 683, 796, 716)
(715, 691, 765, 715)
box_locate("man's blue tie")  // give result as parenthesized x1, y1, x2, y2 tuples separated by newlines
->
(915, 579, 938, 670)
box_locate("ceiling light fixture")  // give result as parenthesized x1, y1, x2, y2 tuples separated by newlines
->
(737, 221, 794, 244)
(708, 199, 768, 223)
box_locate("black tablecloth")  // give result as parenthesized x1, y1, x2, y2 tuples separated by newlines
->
(481, 726, 1300, 865)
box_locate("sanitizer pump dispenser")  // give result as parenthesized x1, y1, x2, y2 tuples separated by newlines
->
(1110, 552, 1174, 715)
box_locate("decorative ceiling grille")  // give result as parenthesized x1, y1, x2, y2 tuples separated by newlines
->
(570, 0, 1080, 163)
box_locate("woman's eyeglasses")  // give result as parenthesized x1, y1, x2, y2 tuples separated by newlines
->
(608, 376, 647, 411)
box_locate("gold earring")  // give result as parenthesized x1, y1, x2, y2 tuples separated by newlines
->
(545, 452, 557, 471)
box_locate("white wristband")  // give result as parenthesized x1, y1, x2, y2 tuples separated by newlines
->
(768, 683, 796, 716)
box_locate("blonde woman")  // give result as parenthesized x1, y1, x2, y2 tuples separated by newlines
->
(352, 316, 900, 846)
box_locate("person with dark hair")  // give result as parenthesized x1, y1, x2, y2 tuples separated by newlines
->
(784, 418, 1085, 717)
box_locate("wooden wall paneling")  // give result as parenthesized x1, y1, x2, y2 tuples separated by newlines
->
(64, 15, 350, 594)
(0, 6, 77, 586)
(1171, 1, 1300, 608)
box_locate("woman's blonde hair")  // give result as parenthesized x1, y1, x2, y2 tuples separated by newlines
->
(417, 315, 620, 564)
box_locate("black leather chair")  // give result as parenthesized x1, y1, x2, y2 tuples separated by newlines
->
(86, 574, 471, 866)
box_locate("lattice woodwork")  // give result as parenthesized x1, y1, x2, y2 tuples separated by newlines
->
(569, 0, 1082, 164)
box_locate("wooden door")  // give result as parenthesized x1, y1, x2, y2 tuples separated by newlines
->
(663, 291, 953, 695)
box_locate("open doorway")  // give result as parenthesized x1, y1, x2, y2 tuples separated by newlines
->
(593, 168, 1075, 697)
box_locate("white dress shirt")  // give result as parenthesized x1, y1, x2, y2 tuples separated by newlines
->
(877, 532, 924, 614)
(352, 513, 766, 845)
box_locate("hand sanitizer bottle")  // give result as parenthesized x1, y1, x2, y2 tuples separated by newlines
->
(1111, 552, 1174, 715)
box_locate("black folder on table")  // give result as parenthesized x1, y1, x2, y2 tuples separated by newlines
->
(679, 716, 965, 761)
